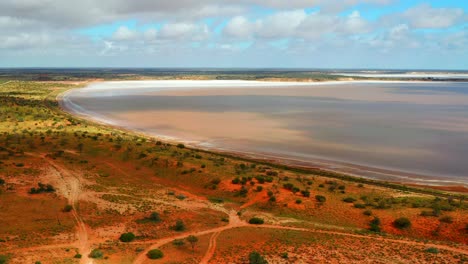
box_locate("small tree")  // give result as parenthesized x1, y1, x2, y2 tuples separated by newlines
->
(173, 220, 186, 231)
(249, 251, 268, 264)
(186, 235, 199, 251)
(369, 217, 381, 232)
(149, 212, 161, 222)
(393, 217, 411, 229)
(119, 232, 136, 242)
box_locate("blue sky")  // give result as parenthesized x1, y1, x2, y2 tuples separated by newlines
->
(0, 0, 467, 69)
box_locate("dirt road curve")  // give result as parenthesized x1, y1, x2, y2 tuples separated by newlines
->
(133, 218, 468, 264)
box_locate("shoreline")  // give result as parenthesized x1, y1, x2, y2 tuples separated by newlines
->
(58, 80, 468, 194)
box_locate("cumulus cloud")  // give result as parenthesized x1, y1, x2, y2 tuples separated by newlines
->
(404, 4, 465, 29)
(112, 26, 139, 41)
(224, 16, 253, 38)
(159, 23, 209, 41)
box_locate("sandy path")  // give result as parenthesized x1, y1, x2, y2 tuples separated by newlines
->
(133, 218, 468, 264)
(24, 152, 93, 264)
(200, 231, 221, 264)
(132, 210, 246, 264)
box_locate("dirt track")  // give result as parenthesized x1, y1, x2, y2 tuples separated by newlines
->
(27, 152, 93, 264)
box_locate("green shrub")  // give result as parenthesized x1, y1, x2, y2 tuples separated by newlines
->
(62, 204, 73, 212)
(393, 217, 411, 229)
(119, 232, 136, 242)
(249, 217, 264, 225)
(439, 216, 453, 223)
(249, 251, 268, 264)
(369, 217, 381, 232)
(295, 199, 302, 204)
(147, 249, 164, 259)
(89, 249, 103, 259)
(172, 239, 185, 246)
(149, 212, 161, 222)
(315, 195, 326, 203)
(425, 247, 439, 254)
(363, 210, 372, 216)
(0, 178, 4, 185)
(281, 252, 288, 259)
(301, 190, 310, 197)
(29, 182, 55, 194)
(342, 197, 357, 203)
(173, 220, 186, 231)
(73, 254, 82, 259)
(176, 144, 185, 149)
(354, 203, 366, 209)
(0, 255, 8, 264)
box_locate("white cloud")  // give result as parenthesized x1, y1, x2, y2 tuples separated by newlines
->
(256, 10, 307, 38)
(159, 23, 209, 41)
(404, 4, 465, 29)
(340, 11, 371, 34)
(112, 26, 138, 41)
(224, 16, 253, 38)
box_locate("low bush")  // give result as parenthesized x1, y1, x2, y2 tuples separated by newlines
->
(249, 217, 264, 225)
(119, 232, 136, 242)
(342, 197, 357, 203)
(425, 247, 439, 254)
(393, 217, 411, 229)
(369, 217, 381, 232)
(147, 249, 164, 259)
(249, 251, 268, 264)
(149, 212, 161, 222)
(0, 255, 8, 264)
(439, 216, 453, 223)
(315, 195, 326, 203)
(29, 182, 55, 194)
(62, 205, 73, 212)
(89, 249, 103, 259)
(172, 239, 185, 246)
(172, 220, 186, 231)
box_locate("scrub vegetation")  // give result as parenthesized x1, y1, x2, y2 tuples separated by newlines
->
(0, 74, 467, 263)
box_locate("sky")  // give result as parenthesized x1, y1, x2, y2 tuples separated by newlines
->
(0, 0, 467, 69)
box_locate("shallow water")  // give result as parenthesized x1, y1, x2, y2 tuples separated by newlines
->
(63, 81, 468, 186)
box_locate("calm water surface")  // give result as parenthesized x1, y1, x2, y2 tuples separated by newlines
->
(63, 81, 468, 185)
